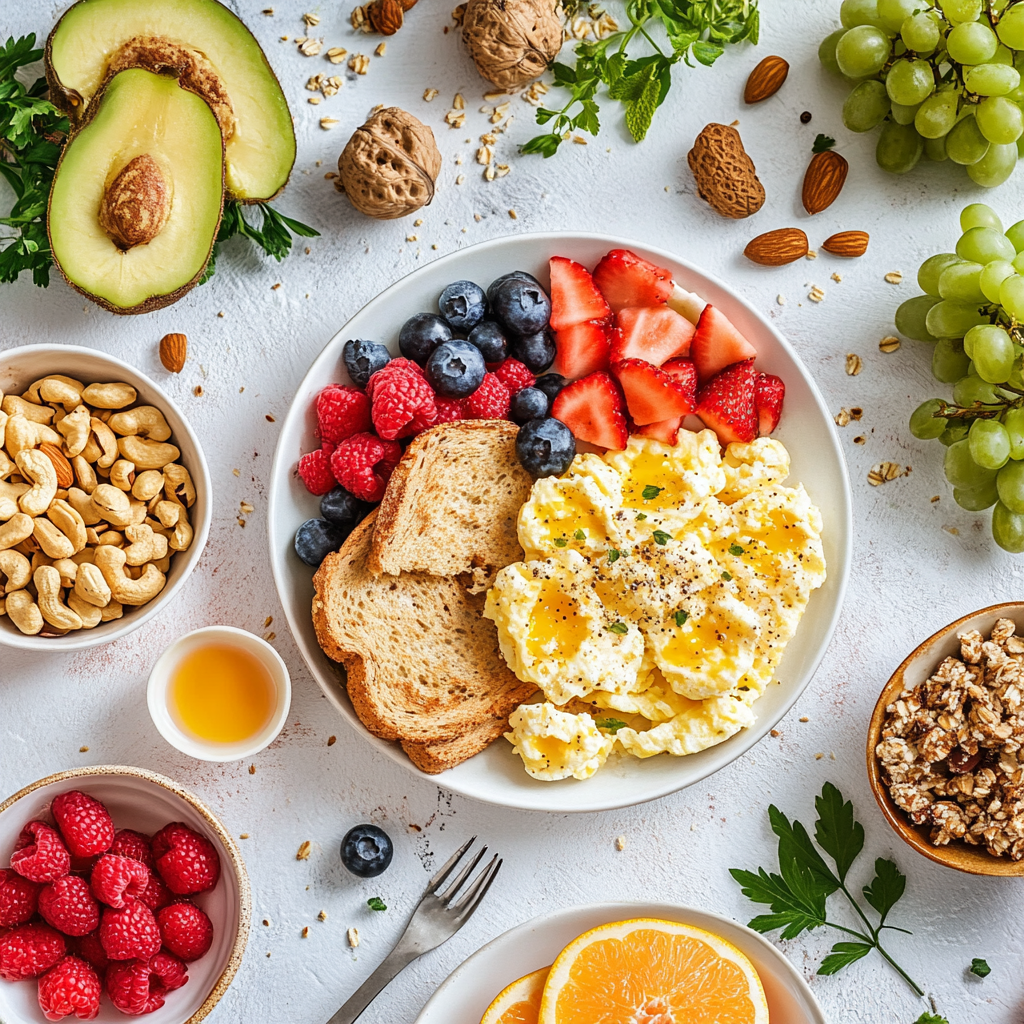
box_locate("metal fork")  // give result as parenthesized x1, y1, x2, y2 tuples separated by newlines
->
(326, 837, 502, 1024)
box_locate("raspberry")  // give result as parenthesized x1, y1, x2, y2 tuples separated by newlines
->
(136, 874, 173, 912)
(364, 358, 425, 401)
(493, 358, 536, 395)
(52, 792, 114, 860)
(70, 932, 108, 973)
(151, 823, 221, 896)
(106, 953, 188, 1016)
(99, 899, 162, 961)
(12, 822, 71, 883)
(371, 372, 438, 440)
(330, 433, 402, 504)
(0, 922, 66, 980)
(464, 373, 511, 420)
(91, 854, 150, 910)
(316, 384, 372, 445)
(38, 876, 100, 937)
(433, 397, 466, 424)
(109, 830, 154, 872)
(156, 902, 214, 961)
(0, 867, 41, 928)
(37, 956, 101, 1022)
(297, 447, 337, 496)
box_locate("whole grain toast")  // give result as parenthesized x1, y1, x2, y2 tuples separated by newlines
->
(402, 717, 509, 775)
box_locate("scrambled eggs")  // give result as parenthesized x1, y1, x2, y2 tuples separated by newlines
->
(484, 432, 826, 782)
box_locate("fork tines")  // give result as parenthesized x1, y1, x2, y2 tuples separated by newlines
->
(429, 837, 502, 919)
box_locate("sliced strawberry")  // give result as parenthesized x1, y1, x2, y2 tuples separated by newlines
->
(548, 257, 611, 331)
(635, 416, 683, 445)
(592, 249, 673, 311)
(552, 319, 613, 380)
(690, 305, 758, 383)
(612, 358, 696, 426)
(610, 307, 695, 366)
(695, 359, 758, 444)
(660, 357, 698, 409)
(755, 372, 785, 436)
(551, 371, 628, 450)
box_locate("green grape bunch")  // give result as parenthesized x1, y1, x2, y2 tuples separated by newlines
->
(819, 0, 1024, 186)
(901, 202, 1024, 551)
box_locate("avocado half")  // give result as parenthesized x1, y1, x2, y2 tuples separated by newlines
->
(48, 68, 224, 315)
(45, 0, 295, 202)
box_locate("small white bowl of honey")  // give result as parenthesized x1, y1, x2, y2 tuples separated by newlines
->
(148, 626, 291, 762)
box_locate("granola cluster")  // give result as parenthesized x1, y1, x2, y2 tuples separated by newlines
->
(877, 618, 1024, 860)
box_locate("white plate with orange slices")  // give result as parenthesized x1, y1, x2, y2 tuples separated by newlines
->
(415, 901, 825, 1024)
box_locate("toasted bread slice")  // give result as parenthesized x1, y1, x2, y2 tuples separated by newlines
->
(368, 420, 533, 579)
(402, 718, 509, 775)
(312, 511, 534, 747)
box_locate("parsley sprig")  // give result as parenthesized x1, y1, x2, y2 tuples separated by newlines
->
(730, 782, 926, 998)
(523, 0, 759, 158)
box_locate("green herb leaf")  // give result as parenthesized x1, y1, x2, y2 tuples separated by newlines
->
(367, 897, 387, 911)
(608, 621, 629, 635)
(636, 512, 647, 521)
(812, 133, 836, 153)
(642, 484, 663, 500)
(721, 571, 732, 580)
(554, 537, 568, 547)
(653, 530, 672, 545)
(814, 782, 865, 883)
(608, 549, 620, 563)
(675, 609, 689, 627)
(915, 1014, 949, 1024)
(970, 957, 991, 978)
(728, 866, 827, 940)
(574, 528, 586, 540)
(596, 717, 627, 733)
(729, 543, 745, 555)
(862, 858, 906, 925)
(818, 941, 873, 975)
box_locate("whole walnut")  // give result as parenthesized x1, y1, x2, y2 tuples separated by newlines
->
(462, 0, 562, 92)
(687, 123, 765, 219)
(337, 107, 441, 220)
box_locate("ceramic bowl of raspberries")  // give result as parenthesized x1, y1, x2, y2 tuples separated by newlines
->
(0, 766, 248, 1023)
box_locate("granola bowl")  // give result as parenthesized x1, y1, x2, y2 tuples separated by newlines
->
(868, 602, 1024, 877)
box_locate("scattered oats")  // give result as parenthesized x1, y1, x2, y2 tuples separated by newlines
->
(483, 91, 506, 104)
(370, 103, 384, 114)
(455, 174, 465, 185)
(296, 841, 312, 861)
(423, 87, 439, 102)
(301, 926, 309, 938)
(193, 385, 203, 397)
(572, 134, 588, 145)
(494, 101, 511, 118)
(249, 764, 256, 775)
(483, 165, 495, 181)
(474, 213, 482, 222)
(799, 716, 810, 722)
(522, 81, 549, 106)
(453, 93, 465, 110)
(808, 285, 825, 303)
(495, 163, 511, 177)
(351, 5, 368, 31)
(931, 495, 941, 503)
(262, 7, 274, 13)
(594, 11, 619, 36)
(233, 468, 241, 476)
(272, 282, 281, 290)
(375, 40, 387, 56)
(280, 35, 290, 41)
(328, 735, 337, 746)
(320, 117, 339, 129)
(263, 631, 276, 642)
(815, 752, 824, 760)
(347, 927, 360, 947)
(850, 407, 863, 420)
(323, 76, 342, 96)
(479, 105, 493, 114)
(835, 408, 851, 427)
(868, 461, 905, 486)
(318, 910, 327, 922)
(480, 131, 498, 145)
(805, 249, 817, 260)
(454, 155, 464, 165)
(79, 746, 89, 752)
(508, 209, 517, 220)
(879, 335, 901, 353)
(349, 53, 369, 74)
(240, 833, 250, 839)
(831, 272, 842, 283)
(327, 46, 348, 63)
(461, 227, 467, 233)
(432, 243, 438, 250)
(303, 12, 320, 26)
(265, 615, 273, 627)
(444, 110, 466, 129)
(406, 234, 418, 242)
(414, 218, 424, 227)
(240, 502, 254, 514)
(615, 835, 627, 851)
(476, 145, 494, 165)
(324, 171, 338, 179)
(944, 525, 960, 536)
(776, 294, 786, 306)
(770, 729, 781, 737)
(845, 353, 863, 376)
(299, 37, 323, 57)
(307, 73, 325, 91)
(885, 271, 903, 284)
(217, 311, 224, 317)
(854, 435, 866, 444)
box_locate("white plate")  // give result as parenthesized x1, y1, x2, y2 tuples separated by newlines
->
(414, 901, 827, 1024)
(268, 232, 853, 812)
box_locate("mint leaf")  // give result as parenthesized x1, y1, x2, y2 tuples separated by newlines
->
(970, 957, 991, 978)
(642, 484, 663, 500)
(862, 858, 906, 925)
(367, 897, 387, 911)
(729, 543, 745, 555)
(915, 1014, 949, 1024)
(813, 133, 836, 153)
(814, 782, 865, 883)
(653, 530, 672, 545)
(691, 39, 725, 66)
(819, 941, 872, 975)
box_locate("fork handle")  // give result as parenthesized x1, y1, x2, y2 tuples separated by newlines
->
(325, 946, 421, 1024)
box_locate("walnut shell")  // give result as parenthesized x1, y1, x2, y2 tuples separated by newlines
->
(462, 0, 562, 91)
(337, 107, 441, 220)
(687, 123, 765, 220)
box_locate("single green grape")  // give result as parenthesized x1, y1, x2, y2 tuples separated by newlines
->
(976, 95, 1024, 144)
(1012, 250, 1024, 273)
(890, 100, 922, 124)
(837, 25, 893, 77)
(1004, 406, 1024, 457)
(843, 80, 892, 132)
(997, 3, 1024, 49)
(946, 113, 991, 164)
(927, 300, 987, 339)
(969, 418, 1011, 469)
(939, 261, 986, 302)
(968, 141, 1019, 187)
(933, 338, 972, 382)
(876, 119, 925, 173)
(996, 458, 1024, 510)
(964, 63, 1020, 96)
(979, 258, 1016, 302)
(957, 225, 1017, 263)
(955, 375, 1005, 405)
(841, 0, 883, 28)
(968, 324, 1015, 381)
(901, 10, 941, 52)
(954, 480, 999, 509)
(895, 294, 941, 339)
(940, 422, 971, 445)
(1002, 273, 1024, 317)
(945, 438, 998, 489)
(909, 398, 949, 438)
(819, 28, 847, 74)
(924, 134, 949, 161)
(939, 0, 983, 22)
(1004, 219, 1024, 252)
(878, 0, 921, 31)
(961, 203, 1003, 232)
(915, 90, 959, 137)
(993, 43, 1016, 65)
(886, 58, 936, 104)
(919, 252, 962, 295)
(947, 21, 999, 64)
(992, 500, 1024, 551)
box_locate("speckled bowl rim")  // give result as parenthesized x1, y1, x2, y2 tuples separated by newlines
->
(867, 601, 1024, 878)
(0, 765, 251, 1021)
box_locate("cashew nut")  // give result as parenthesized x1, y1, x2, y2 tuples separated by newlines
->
(74, 562, 111, 607)
(16, 449, 58, 517)
(152, 500, 180, 528)
(57, 405, 92, 458)
(169, 509, 193, 552)
(33, 518, 75, 560)
(117, 435, 179, 470)
(93, 545, 166, 605)
(0, 496, 17, 521)
(152, 554, 171, 573)
(109, 406, 172, 442)
(84, 527, 101, 547)
(90, 418, 118, 469)
(67, 487, 102, 526)
(39, 377, 84, 411)
(25, 375, 83, 405)
(34, 565, 82, 631)
(48, 500, 86, 554)
(68, 591, 102, 629)
(0, 550, 31, 592)
(71, 455, 97, 493)
(81, 382, 137, 410)
(52, 558, 78, 587)
(72, 547, 96, 565)
(5, 589, 42, 635)
(90, 483, 132, 527)
(100, 600, 123, 622)
(109, 459, 135, 491)
(132, 470, 164, 502)
(2, 395, 53, 424)
(124, 523, 168, 566)
(31, 552, 53, 573)
(0, 447, 14, 482)
(96, 530, 124, 547)
(163, 463, 196, 507)
(5, 415, 60, 459)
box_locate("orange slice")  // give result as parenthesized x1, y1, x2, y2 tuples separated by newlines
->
(539, 918, 768, 1024)
(481, 966, 550, 1024)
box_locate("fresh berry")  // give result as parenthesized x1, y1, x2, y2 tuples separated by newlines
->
(754, 372, 785, 436)
(466, 321, 508, 363)
(343, 339, 391, 388)
(155, 903, 214, 961)
(320, 486, 370, 528)
(0, 922, 66, 980)
(510, 387, 549, 424)
(99, 899, 162, 961)
(38, 876, 100, 937)
(297, 447, 337, 496)
(151, 823, 221, 897)
(294, 518, 346, 567)
(371, 368, 438, 440)
(689, 305, 758, 383)
(91, 855, 150, 910)
(399, 313, 453, 365)
(612, 358, 696, 425)
(438, 280, 487, 332)
(331, 433, 403, 503)
(425, 340, 487, 398)
(490, 276, 551, 336)
(12, 822, 71, 883)
(364, 357, 425, 399)
(51, 793, 114, 861)
(634, 416, 683, 446)
(660, 357, 699, 403)
(548, 256, 611, 331)
(106, 953, 188, 1016)
(463, 373, 511, 420)
(0, 867, 41, 928)
(695, 359, 758, 444)
(340, 825, 393, 878)
(551, 319, 612, 380)
(533, 374, 569, 402)
(109, 831, 154, 872)
(70, 932, 109, 973)
(550, 371, 629, 450)
(515, 417, 576, 477)
(610, 306, 694, 366)
(510, 328, 556, 373)
(493, 358, 536, 395)
(592, 249, 673, 311)
(37, 956, 101, 1022)
(487, 270, 540, 305)
(316, 385, 372, 445)
(634, 358, 697, 444)
(433, 397, 466, 424)
(136, 874, 173, 913)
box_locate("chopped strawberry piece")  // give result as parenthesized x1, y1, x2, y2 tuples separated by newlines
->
(548, 257, 611, 330)
(690, 305, 758, 383)
(611, 307, 695, 366)
(695, 360, 758, 444)
(550, 371, 628, 450)
(634, 416, 683, 445)
(592, 249, 673, 311)
(612, 358, 696, 425)
(660, 357, 698, 408)
(755, 372, 785, 436)
(551, 319, 613, 380)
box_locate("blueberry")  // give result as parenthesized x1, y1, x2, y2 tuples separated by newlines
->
(294, 518, 345, 567)
(510, 328, 556, 373)
(490, 276, 551, 336)
(343, 339, 391, 389)
(399, 313, 453, 365)
(533, 373, 569, 402)
(486, 271, 540, 307)
(425, 340, 487, 398)
(515, 417, 576, 478)
(466, 321, 508, 364)
(438, 280, 487, 332)
(320, 486, 371, 528)
(341, 824, 393, 878)
(510, 387, 549, 424)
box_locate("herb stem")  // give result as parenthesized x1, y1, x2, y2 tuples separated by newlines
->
(874, 939, 925, 997)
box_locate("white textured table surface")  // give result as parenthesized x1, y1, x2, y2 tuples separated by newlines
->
(3, 1, 1024, 1021)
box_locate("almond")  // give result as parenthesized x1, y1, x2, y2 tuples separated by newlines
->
(39, 443, 74, 489)
(159, 333, 187, 373)
(821, 230, 870, 257)
(803, 150, 849, 215)
(744, 55, 789, 104)
(744, 228, 809, 267)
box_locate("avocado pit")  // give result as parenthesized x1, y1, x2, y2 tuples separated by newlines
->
(99, 154, 172, 250)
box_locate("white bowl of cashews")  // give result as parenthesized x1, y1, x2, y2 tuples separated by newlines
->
(0, 344, 212, 651)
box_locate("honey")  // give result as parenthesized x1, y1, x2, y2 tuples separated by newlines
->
(170, 643, 276, 745)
